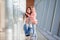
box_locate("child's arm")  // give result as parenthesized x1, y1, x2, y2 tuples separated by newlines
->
(26, 13, 31, 17)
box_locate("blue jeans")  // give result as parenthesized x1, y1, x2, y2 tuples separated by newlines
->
(23, 24, 31, 36)
(31, 24, 37, 40)
(24, 24, 37, 40)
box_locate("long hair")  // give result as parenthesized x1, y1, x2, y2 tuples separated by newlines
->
(26, 7, 32, 14)
(26, 7, 32, 17)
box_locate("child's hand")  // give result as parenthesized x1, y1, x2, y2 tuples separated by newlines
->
(26, 13, 30, 17)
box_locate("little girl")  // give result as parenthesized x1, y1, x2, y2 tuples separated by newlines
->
(23, 6, 37, 40)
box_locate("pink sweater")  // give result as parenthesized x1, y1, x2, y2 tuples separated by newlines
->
(26, 7, 37, 24)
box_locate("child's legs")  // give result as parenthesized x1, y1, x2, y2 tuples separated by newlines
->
(32, 24, 37, 40)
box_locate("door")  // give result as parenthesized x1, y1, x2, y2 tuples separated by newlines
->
(26, 0, 34, 7)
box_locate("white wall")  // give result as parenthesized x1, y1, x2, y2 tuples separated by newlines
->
(34, 0, 60, 39)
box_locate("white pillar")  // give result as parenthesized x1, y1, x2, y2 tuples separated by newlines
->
(6, 0, 13, 40)
(13, 0, 26, 40)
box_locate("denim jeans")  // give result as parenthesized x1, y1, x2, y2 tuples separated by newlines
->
(30, 24, 37, 40)
(24, 24, 37, 40)
(23, 24, 31, 36)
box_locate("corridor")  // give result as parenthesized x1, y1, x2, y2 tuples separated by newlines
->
(0, 0, 60, 40)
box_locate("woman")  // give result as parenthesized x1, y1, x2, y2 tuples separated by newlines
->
(23, 6, 37, 40)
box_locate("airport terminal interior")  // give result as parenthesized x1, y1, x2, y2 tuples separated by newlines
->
(0, 0, 60, 40)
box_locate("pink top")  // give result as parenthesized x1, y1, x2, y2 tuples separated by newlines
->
(26, 7, 37, 24)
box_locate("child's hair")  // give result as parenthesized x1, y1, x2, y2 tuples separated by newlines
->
(23, 13, 26, 21)
(26, 7, 32, 15)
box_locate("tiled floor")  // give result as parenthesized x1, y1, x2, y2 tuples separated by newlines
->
(0, 18, 47, 40)
(0, 28, 47, 40)
(37, 28, 47, 40)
